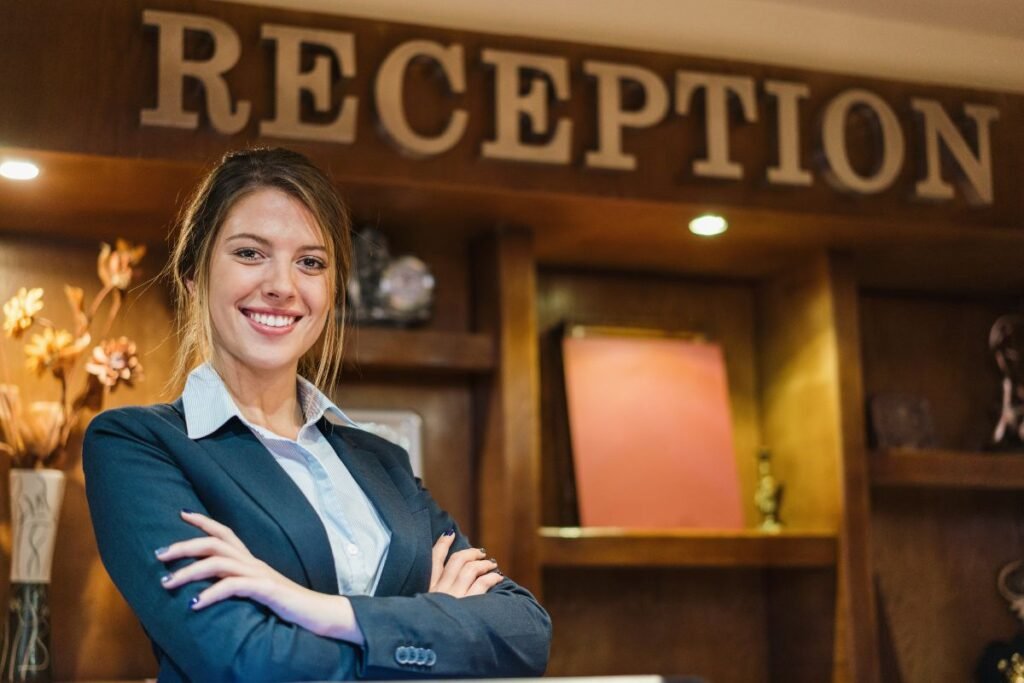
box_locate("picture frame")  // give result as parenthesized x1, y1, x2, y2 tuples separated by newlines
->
(345, 409, 424, 479)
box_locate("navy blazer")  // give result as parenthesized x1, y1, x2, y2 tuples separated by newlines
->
(83, 400, 551, 682)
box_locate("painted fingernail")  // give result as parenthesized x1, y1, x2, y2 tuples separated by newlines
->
(444, 527, 455, 537)
(181, 508, 196, 515)
(189, 596, 200, 609)
(160, 573, 173, 584)
(489, 558, 498, 564)
(478, 547, 486, 554)
(497, 570, 504, 576)
(154, 547, 169, 557)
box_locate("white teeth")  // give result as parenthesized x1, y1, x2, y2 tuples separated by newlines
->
(246, 311, 297, 328)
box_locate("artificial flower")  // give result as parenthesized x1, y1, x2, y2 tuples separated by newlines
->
(2, 287, 43, 339)
(85, 336, 143, 389)
(24, 327, 90, 379)
(97, 239, 146, 291)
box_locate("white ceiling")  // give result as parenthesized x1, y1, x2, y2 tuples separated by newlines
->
(219, 0, 1024, 92)
(764, 0, 1024, 40)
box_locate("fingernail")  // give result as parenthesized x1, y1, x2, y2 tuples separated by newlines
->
(160, 573, 173, 584)
(489, 558, 498, 564)
(497, 570, 504, 576)
(189, 596, 200, 609)
(154, 547, 168, 557)
(181, 508, 196, 515)
(444, 527, 455, 537)
(478, 547, 486, 554)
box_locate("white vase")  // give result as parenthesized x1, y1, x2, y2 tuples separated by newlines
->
(0, 469, 65, 683)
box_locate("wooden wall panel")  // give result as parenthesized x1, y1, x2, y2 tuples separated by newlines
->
(757, 254, 844, 532)
(331, 379, 475, 540)
(2, 0, 1022, 230)
(543, 567, 771, 683)
(871, 488, 1024, 682)
(765, 568, 837, 683)
(537, 268, 761, 527)
(0, 235, 176, 680)
(859, 292, 1021, 451)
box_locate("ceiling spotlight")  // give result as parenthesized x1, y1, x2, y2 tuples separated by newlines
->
(0, 160, 40, 181)
(689, 213, 728, 237)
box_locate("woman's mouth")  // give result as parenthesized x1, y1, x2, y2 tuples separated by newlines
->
(241, 309, 301, 335)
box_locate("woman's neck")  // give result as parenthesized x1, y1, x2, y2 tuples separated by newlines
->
(210, 355, 305, 440)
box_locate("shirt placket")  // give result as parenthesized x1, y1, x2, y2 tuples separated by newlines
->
(295, 430, 369, 595)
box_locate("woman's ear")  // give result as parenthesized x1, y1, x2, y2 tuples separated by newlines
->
(185, 279, 195, 296)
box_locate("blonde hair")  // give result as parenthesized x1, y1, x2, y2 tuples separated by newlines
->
(166, 147, 351, 392)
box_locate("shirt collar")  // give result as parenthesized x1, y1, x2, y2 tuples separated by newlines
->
(181, 362, 356, 440)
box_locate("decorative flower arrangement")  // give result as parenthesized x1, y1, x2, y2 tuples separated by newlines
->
(0, 239, 146, 469)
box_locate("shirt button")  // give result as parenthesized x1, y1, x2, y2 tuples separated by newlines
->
(346, 543, 360, 556)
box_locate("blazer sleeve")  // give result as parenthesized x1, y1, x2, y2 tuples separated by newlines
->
(83, 407, 363, 683)
(344, 434, 552, 679)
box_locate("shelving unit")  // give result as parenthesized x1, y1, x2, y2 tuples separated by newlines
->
(870, 447, 1024, 489)
(539, 527, 837, 568)
(343, 328, 495, 374)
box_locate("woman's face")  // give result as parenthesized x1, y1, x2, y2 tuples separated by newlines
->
(205, 187, 331, 379)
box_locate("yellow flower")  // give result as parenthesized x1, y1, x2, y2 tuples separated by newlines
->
(85, 336, 143, 390)
(3, 287, 43, 339)
(98, 239, 146, 291)
(24, 328, 90, 379)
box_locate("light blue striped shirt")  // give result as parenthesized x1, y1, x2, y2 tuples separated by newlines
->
(181, 362, 391, 596)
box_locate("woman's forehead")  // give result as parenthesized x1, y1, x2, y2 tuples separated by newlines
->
(218, 187, 326, 247)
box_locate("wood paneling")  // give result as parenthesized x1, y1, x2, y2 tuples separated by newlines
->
(2, 1, 1022, 229)
(0, 236, 177, 681)
(543, 567, 773, 682)
(539, 528, 837, 568)
(861, 289, 1024, 681)
(871, 448, 1024, 489)
(871, 488, 1024, 682)
(537, 268, 762, 528)
(757, 254, 844, 532)
(860, 291, 1020, 452)
(472, 230, 542, 593)
(8, 149, 1024, 293)
(332, 379, 475, 540)
(766, 568, 838, 683)
(344, 328, 494, 373)
(828, 254, 883, 683)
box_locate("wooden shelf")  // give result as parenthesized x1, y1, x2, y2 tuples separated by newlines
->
(538, 527, 837, 568)
(870, 447, 1024, 490)
(343, 328, 495, 374)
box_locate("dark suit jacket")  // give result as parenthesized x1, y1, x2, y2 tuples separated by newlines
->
(83, 400, 551, 682)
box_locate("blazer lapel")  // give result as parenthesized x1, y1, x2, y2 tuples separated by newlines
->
(320, 420, 419, 597)
(196, 418, 340, 594)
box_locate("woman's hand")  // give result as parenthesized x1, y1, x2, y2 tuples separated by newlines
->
(156, 510, 364, 644)
(429, 528, 504, 598)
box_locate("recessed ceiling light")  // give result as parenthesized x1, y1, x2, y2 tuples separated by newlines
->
(0, 160, 40, 181)
(689, 213, 728, 237)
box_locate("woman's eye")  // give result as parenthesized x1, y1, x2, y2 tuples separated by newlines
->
(233, 248, 262, 261)
(299, 257, 327, 271)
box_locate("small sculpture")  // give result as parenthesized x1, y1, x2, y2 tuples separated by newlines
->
(975, 560, 1024, 681)
(754, 447, 783, 534)
(991, 315, 1024, 450)
(999, 654, 1024, 683)
(348, 227, 434, 326)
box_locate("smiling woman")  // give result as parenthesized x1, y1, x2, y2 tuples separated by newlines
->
(80, 147, 551, 682)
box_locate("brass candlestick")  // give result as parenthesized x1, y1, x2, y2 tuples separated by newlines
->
(754, 447, 784, 534)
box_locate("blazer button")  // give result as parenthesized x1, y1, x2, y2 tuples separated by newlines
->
(425, 649, 437, 667)
(394, 646, 409, 665)
(414, 647, 428, 665)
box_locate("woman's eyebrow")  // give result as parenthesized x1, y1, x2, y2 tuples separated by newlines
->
(225, 232, 327, 252)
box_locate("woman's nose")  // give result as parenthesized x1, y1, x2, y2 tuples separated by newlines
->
(262, 259, 297, 299)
